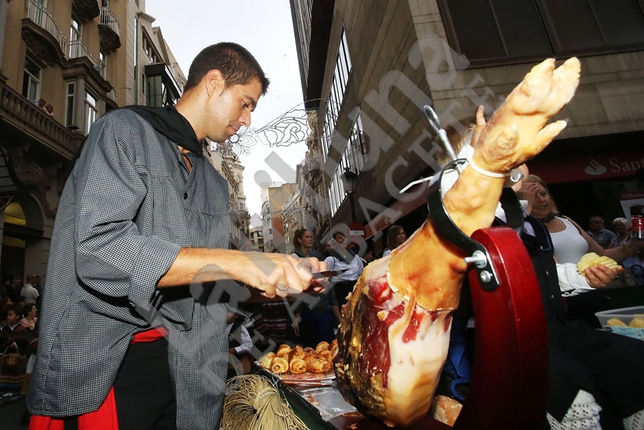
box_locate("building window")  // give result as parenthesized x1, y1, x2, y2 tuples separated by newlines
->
(65, 82, 75, 128)
(146, 75, 163, 107)
(69, 14, 82, 58)
(22, 57, 41, 102)
(100, 51, 107, 80)
(320, 27, 367, 217)
(84, 91, 98, 135)
(439, 0, 644, 65)
(321, 27, 352, 161)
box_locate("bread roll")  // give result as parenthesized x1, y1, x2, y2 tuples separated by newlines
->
(607, 318, 628, 327)
(289, 358, 308, 374)
(289, 345, 305, 361)
(270, 357, 289, 374)
(329, 339, 339, 355)
(276, 344, 292, 359)
(315, 341, 330, 352)
(318, 350, 334, 364)
(305, 355, 331, 373)
(258, 352, 275, 370)
(629, 317, 644, 328)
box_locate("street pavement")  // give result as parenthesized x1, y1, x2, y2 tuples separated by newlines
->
(0, 394, 29, 429)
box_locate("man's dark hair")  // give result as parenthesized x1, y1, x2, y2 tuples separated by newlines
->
(184, 42, 270, 94)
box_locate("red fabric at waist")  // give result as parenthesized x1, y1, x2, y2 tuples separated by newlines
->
(30, 327, 168, 430)
(132, 326, 168, 343)
(30, 389, 118, 430)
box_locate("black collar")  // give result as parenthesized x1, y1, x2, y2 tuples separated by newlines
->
(124, 105, 203, 153)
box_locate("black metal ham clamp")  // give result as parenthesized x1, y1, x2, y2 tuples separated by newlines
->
(422, 105, 524, 291)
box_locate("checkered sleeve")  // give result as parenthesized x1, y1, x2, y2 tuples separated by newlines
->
(73, 113, 180, 305)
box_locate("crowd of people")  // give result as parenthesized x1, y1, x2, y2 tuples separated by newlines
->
(0, 274, 40, 411)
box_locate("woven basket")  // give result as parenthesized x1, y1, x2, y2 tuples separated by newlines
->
(1, 344, 23, 369)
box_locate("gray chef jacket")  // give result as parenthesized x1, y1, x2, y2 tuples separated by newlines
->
(28, 108, 232, 430)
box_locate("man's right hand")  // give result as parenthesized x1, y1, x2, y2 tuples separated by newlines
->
(234, 252, 327, 298)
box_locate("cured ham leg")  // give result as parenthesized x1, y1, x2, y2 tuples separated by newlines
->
(334, 58, 581, 428)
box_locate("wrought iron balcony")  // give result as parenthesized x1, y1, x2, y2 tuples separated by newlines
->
(99, 7, 121, 54)
(22, 0, 68, 66)
(68, 39, 105, 74)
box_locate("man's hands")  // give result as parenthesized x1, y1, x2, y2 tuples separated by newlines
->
(235, 252, 327, 298)
(158, 248, 326, 298)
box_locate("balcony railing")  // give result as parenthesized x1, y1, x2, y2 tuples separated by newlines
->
(99, 7, 119, 35)
(26, 0, 68, 55)
(68, 40, 104, 73)
(0, 81, 83, 160)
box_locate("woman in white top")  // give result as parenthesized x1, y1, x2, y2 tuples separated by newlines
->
(324, 232, 364, 308)
(522, 174, 643, 266)
(382, 225, 407, 257)
(521, 174, 644, 326)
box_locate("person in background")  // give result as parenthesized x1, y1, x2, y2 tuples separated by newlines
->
(382, 225, 407, 257)
(522, 175, 643, 277)
(226, 309, 253, 377)
(361, 248, 375, 265)
(325, 233, 364, 309)
(292, 228, 325, 260)
(0, 304, 29, 400)
(32, 276, 42, 297)
(0, 304, 27, 348)
(611, 217, 644, 286)
(517, 177, 644, 429)
(8, 275, 22, 304)
(521, 175, 644, 327)
(27, 42, 324, 430)
(45, 104, 54, 117)
(332, 230, 361, 255)
(291, 228, 340, 347)
(0, 275, 8, 299)
(586, 215, 616, 249)
(33, 98, 46, 110)
(610, 217, 642, 267)
(20, 275, 39, 305)
(19, 303, 38, 333)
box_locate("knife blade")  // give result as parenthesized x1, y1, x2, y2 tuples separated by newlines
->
(311, 269, 348, 279)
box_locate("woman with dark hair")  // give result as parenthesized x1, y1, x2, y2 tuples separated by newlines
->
(291, 229, 341, 348)
(382, 225, 407, 257)
(291, 228, 325, 260)
(19, 303, 38, 333)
